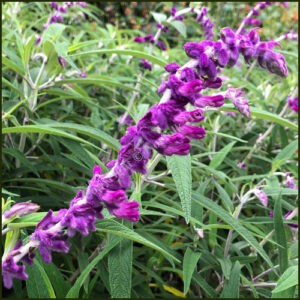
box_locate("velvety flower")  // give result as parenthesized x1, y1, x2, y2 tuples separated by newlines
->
(107, 201, 140, 222)
(254, 187, 268, 207)
(226, 88, 250, 118)
(156, 40, 167, 51)
(8, 241, 35, 266)
(32, 210, 70, 263)
(284, 173, 298, 190)
(154, 133, 191, 156)
(140, 59, 152, 71)
(2, 257, 28, 289)
(165, 62, 181, 74)
(196, 7, 214, 40)
(177, 125, 206, 140)
(171, 6, 184, 20)
(257, 50, 288, 77)
(61, 190, 104, 237)
(287, 96, 298, 113)
(3, 202, 40, 220)
(193, 94, 224, 108)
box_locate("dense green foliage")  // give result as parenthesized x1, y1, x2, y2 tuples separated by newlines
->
(2, 2, 298, 298)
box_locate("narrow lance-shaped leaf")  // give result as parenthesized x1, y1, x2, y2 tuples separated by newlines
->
(167, 154, 192, 224)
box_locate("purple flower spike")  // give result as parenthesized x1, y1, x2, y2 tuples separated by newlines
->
(254, 187, 268, 207)
(2, 257, 28, 289)
(226, 88, 250, 118)
(287, 96, 298, 113)
(3, 202, 40, 219)
(140, 59, 152, 71)
(32, 210, 70, 263)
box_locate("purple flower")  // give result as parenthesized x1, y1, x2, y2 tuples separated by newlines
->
(237, 162, 247, 170)
(284, 173, 298, 190)
(165, 62, 181, 74)
(32, 210, 70, 263)
(107, 201, 140, 222)
(177, 125, 206, 140)
(35, 35, 41, 45)
(58, 56, 67, 67)
(287, 96, 298, 113)
(50, 2, 58, 10)
(254, 187, 268, 207)
(2, 257, 28, 289)
(156, 40, 167, 51)
(3, 202, 40, 220)
(118, 113, 134, 126)
(226, 88, 250, 118)
(154, 133, 191, 156)
(61, 190, 104, 237)
(257, 50, 288, 77)
(140, 59, 152, 71)
(193, 94, 224, 108)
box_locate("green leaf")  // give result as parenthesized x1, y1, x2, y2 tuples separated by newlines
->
(96, 219, 179, 264)
(42, 23, 66, 42)
(273, 195, 288, 274)
(220, 261, 241, 298)
(219, 104, 298, 131)
(108, 222, 133, 298)
(150, 12, 167, 23)
(167, 154, 192, 224)
(217, 257, 233, 280)
(36, 254, 71, 298)
(272, 266, 298, 294)
(209, 141, 236, 169)
(2, 56, 25, 75)
(2, 125, 100, 150)
(69, 49, 167, 67)
(213, 181, 234, 212)
(168, 20, 187, 38)
(37, 121, 120, 151)
(77, 252, 90, 294)
(66, 237, 121, 298)
(272, 140, 298, 171)
(183, 247, 201, 295)
(24, 35, 35, 66)
(192, 192, 273, 267)
(26, 258, 56, 298)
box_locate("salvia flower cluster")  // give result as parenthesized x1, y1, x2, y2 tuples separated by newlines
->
(2, 5, 290, 289)
(287, 96, 298, 113)
(195, 7, 214, 40)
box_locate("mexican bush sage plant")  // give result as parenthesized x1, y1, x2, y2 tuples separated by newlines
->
(2, 2, 297, 297)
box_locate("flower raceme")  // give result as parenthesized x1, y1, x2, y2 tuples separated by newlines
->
(2, 23, 289, 288)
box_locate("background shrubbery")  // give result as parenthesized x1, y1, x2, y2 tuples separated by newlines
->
(2, 2, 298, 298)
